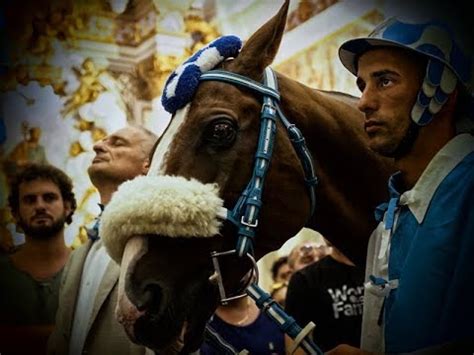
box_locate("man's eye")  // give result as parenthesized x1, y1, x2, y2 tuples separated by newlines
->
(380, 78, 392, 87)
(44, 194, 58, 202)
(23, 196, 36, 204)
(113, 140, 124, 146)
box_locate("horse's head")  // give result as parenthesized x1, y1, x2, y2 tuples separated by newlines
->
(100, 0, 390, 352)
(101, 1, 301, 351)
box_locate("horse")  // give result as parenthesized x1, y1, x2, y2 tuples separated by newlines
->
(100, 0, 394, 352)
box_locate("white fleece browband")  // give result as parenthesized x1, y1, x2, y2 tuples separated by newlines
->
(100, 175, 225, 263)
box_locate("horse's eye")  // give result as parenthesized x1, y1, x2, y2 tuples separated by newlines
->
(204, 118, 237, 150)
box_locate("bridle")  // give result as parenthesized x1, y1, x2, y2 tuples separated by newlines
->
(200, 68, 322, 354)
(205, 68, 317, 254)
(201, 67, 318, 301)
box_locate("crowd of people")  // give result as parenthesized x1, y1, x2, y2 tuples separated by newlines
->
(1, 10, 474, 355)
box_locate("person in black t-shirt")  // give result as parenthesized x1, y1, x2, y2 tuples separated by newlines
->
(285, 243, 364, 352)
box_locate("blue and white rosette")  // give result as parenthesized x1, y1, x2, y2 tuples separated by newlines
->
(161, 35, 242, 114)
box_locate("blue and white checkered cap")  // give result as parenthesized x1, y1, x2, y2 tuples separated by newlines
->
(339, 17, 472, 126)
(161, 35, 242, 114)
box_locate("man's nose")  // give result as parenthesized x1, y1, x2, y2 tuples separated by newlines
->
(357, 86, 378, 115)
(93, 139, 107, 153)
(34, 198, 48, 211)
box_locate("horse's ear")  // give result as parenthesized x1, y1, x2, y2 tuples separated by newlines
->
(228, 0, 289, 80)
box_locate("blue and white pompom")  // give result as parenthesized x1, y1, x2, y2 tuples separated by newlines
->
(161, 35, 242, 114)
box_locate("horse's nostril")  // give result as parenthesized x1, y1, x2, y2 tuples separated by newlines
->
(137, 283, 162, 313)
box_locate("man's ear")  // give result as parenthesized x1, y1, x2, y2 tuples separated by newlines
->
(64, 201, 72, 223)
(142, 158, 151, 175)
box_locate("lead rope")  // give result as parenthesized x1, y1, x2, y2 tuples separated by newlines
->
(247, 283, 320, 355)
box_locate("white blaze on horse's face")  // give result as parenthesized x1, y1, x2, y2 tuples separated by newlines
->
(148, 104, 190, 176)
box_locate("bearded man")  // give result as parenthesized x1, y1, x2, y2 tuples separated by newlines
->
(0, 163, 76, 354)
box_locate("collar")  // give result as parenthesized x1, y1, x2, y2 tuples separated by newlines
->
(87, 204, 105, 241)
(373, 172, 403, 229)
(394, 133, 474, 224)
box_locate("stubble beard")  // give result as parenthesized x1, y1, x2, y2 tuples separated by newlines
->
(370, 121, 420, 159)
(386, 121, 420, 159)
(18, 215, 67, 240)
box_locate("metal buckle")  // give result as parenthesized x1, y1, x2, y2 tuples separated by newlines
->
(240, 216, 258, 228)
(261, 102, 276, 115)
(210, 249, 259, 305)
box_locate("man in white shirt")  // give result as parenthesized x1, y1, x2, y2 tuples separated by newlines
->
(48, 125, 157, 355)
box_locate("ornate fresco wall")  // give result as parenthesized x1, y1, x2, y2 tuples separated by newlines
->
(0, 0, 383, 248)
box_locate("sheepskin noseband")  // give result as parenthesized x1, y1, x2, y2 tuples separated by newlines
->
(100, 175, 225, 263)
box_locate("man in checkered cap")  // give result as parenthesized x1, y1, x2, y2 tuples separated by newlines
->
(329, 15, 474, 354)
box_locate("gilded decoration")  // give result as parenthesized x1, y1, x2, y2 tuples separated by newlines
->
(137, 54, 184, 100)
(62, 58, 106, 117)
(184, 14, 221, 53)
